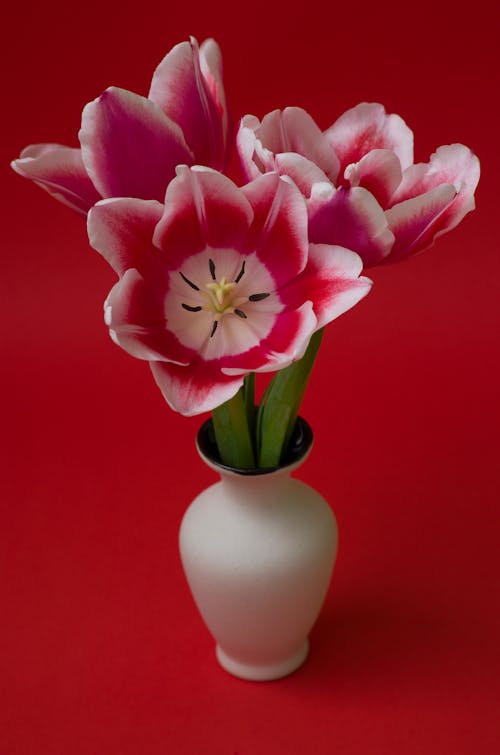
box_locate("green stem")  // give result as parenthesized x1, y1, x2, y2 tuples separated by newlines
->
(255, 376, 273, 461)
(243, 372, 256, 448)
(257, 328, 324, 468)
(211, 384, 256, 469)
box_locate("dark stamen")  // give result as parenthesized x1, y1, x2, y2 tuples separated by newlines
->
(179, 271, 200, 291)
(234, 309, 247, 319)
(182, 303, 202, 312)
(235, 260, 246, 283)
(248, 292, 270, 302)
(210, 321, 218, 338)
(209, 258, 216, 280)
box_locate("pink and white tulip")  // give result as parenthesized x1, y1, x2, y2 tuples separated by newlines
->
(237, 103, 480, 265)
(11, 38, 230, 215)
(87, 167, 371, 416)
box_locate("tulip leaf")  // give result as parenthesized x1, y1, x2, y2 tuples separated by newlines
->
(257, 329, 324, 468)
(212, 385, 256, 469)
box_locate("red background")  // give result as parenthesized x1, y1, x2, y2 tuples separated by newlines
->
(1, 1, 499, 753)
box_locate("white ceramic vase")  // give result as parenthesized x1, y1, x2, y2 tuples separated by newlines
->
(179, 418, 338, 681)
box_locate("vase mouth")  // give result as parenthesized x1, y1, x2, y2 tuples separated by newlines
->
(196, 416, 314, 476)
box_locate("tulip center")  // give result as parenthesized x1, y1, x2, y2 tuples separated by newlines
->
(178, 257, 271, 339)
(166, 249, 284, 359)
(205, 276, 238, 313)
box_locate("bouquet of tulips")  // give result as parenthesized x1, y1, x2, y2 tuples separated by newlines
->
(12, 37, 479, 469)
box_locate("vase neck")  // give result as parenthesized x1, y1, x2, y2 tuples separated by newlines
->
(195, 416, 314, 484)
(217, 466, 296, 507)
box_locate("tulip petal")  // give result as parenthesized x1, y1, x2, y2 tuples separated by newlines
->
(199, 38, 231, 166)
(242, 173, 309, 286)
(274, 153, 332, 197)
(148, 38, 225, 168)
(308, 186, 394, 267)
(153, 166, 253, 266)
(221, 301, 317, 375)
(282, 107, 340, 181)
(325, 102, 414, 174)
(281, 245, 372, 328)
(80, 87, 193, 202)
(393, 144, 480, 200)
(390, 144, 480, 240)
(385, 183, 457, 260)
(237, 115, 273, 179)
(11, 143, 100, 214)
(237, 108, 339, 186)
(88, 197, 164, 276)
(263, 108, 340, 181)
(150, 359, 244, 416)
(104, 268, 193, 364)
(344, 148, 403, 207)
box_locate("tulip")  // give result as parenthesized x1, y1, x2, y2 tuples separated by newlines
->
(237, 103, 480, 265)
(87, 166, 371, 417)
(11, 38, 230, 215)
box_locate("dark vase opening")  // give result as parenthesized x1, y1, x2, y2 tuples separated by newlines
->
(196, 416, 314, 476)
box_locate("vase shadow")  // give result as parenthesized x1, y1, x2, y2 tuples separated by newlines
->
(304, 589, 454, 691)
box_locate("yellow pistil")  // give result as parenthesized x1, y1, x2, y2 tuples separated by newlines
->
(206, 276, 237, 311)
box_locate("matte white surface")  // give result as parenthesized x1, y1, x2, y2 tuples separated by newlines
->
(180, 454, 338, 681)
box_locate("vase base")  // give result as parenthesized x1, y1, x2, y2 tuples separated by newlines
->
(215, 640, 309, 682)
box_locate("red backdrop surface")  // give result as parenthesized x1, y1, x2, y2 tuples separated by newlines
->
(1, 1, 499, 753)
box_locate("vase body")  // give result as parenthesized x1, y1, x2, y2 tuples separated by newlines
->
(179, 419, 338, 681)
